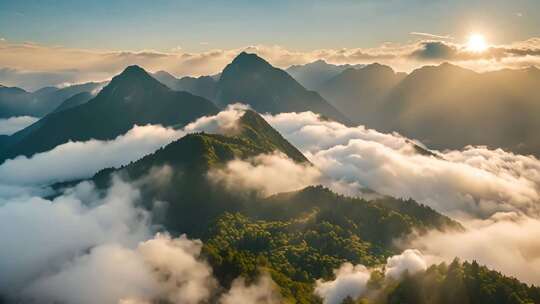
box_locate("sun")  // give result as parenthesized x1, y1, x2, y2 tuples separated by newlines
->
(467, 34, 488, 52)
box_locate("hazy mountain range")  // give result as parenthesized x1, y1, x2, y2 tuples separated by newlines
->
(315, 62, 540, 157)
(152, 70, 218, 101)
(286, 59, 365, 90)
(0, 81, 105, 118)
(0, 66, 218, 162)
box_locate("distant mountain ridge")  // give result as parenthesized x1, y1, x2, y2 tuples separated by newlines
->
(152, 71, 217, 101)
(286, 59, 365, 89)
(318, 63, 406, 127)
(317, 62, 540, 157)
(0, 65, 219, 162)
(0, 81, 105, 118)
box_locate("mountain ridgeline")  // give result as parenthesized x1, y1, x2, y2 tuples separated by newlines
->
(152, 70, 217, 101)
(315, 62, 540, 157)
(208, 52, 347, 124)
(286, 59, 365, 90)
(0, 65, 219, 162)
(0, 81, 104, 118)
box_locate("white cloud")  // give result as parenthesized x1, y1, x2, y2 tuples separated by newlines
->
(219, 275, 281, 304)
(0, 116, 38, 135)
(184, 103, 250, 135)
(0, 175, 246, 304)
(208, 151, 321, 196)
(23, 232, 217, 304)
(0, 125, 185, 186)
(315, 249, 430, 304)
(0, 177, 151, 297)
(315, 263, 372, 304)
(384, 249, 428, 280)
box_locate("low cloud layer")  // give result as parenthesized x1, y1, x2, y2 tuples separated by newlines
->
(0, 125, 185, 186)
(0, 175, 280, 304)
(0, 116, 38, 135)
(1, 37, 540, 89)
(0, 177, 152, 300)
(1, 106, 540, 296)
(265, 111, 540, 219)
(264, 110, 540, 287)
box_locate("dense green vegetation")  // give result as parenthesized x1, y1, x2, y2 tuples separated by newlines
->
(204, 215, 540, 304)
(200, 185, 460, 303)
(376, 259, 540, 304)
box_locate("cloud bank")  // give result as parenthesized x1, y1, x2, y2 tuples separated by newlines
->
(1, 105, 540, 294)
(207, 151, 321, 196)
(0, 125, 185, 186)
(0, 116, 38, 135)
(0, 175, 280, 304)
(265, 111, 540, 219)
(2, 37, 540, 89)
(408, 212, 540, 285)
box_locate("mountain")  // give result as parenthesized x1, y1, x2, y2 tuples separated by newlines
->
(79, 110, 460, 300)
(84, 110, 306, 231)
(381, 63, 540, 156)
(151, 70, 179, 89)
(206, 186, 461, 302)
(318, 62, 540, 157)
(215, 52, 350, 124)
(51, 92, 94, 113)
(153, 71, 217, 101)
(286, 59, 365, 90)
(0, 65, 219, 162)
(0, 82, 105, 118)
(318, 63, 406, 125)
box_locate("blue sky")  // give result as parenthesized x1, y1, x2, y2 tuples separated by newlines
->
(1, 0, 539, 52)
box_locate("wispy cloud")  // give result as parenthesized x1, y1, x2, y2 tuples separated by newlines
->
(410, 32, 453, 40)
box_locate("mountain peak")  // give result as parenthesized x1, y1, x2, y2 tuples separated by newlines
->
(154, 70, 177, 78)
(105, 65, 165, 92)
(231, 52, 271, 68)
(237, 110, 309, 163)
(362, 62, 394, 73)
(119, 65, 150, 77)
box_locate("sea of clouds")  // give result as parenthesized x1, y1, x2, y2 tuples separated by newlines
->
(1, 105, 539, 303)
